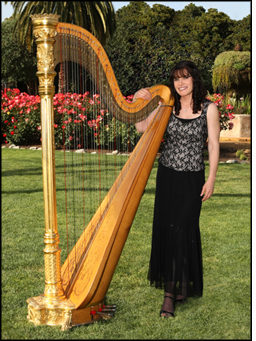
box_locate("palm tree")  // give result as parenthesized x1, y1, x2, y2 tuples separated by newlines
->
(5, 1, 116, 48)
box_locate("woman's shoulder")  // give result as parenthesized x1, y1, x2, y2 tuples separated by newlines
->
(203, 97, 213, 107)
(202, 98, 216, 113)
(204, 99, 220, 121)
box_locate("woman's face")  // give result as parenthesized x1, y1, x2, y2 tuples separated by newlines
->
(173, 69, 193, 98)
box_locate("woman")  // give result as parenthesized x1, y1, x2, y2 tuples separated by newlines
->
(134, 60, 220, 318)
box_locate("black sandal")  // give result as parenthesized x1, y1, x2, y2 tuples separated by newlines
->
(160, 295, 175, 318)
(175, 296, 186, 304)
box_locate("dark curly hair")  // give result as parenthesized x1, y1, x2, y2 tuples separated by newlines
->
(169, 60, 207, 115)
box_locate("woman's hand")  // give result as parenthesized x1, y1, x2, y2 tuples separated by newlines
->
(200, 177, 215, 201)
(133, 87, 152, 102)
(134, 87, 160, 133)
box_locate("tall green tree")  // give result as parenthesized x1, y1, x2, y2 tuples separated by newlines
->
(222, 15, 251, 52)
(105, 1, 175, 95)
(169, 2, 206, 60)
(106, 2, 250, 95)
(5, 1, 116, 48)
(1, 16, 37, 94)
(169, 5, 234, 91)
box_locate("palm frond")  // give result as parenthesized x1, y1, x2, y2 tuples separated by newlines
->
(6, 1, 116, 47)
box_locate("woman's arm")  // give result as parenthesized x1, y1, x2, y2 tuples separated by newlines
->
(133, 88, 160, 133)
(201, 103, 220, 201)
(135, 105, 161, 133)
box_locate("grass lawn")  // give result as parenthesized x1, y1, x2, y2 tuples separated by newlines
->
(1, 148, 251, 339)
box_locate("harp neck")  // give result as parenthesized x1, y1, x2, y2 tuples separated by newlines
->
(55, 22, 174, 122)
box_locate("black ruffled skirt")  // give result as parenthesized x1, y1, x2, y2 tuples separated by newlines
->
(148, 162, 205, 297)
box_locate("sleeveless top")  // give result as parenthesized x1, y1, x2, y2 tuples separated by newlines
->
(158, 98, 212, 172)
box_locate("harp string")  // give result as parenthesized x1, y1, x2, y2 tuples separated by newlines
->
(55, 24, 170, 295)
(59, 27, 71, 281)
(56, 27, 141, 285)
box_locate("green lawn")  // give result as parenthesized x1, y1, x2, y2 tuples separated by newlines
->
(1, 148, 251, 339)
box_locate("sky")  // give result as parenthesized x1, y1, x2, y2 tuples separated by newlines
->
(1, 1, 251, 22)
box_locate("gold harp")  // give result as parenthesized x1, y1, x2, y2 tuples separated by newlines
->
(27, 14, 174, 330)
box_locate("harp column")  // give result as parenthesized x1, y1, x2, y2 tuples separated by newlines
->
(27, 14, 75, 331)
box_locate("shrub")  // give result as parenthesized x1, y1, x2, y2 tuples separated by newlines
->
(1, 89, 139, 151)
(206, 93, 235, 131)
(240, 154, 247, 160)
(1, 88, 41, 145)
(232, 95, 251, 115)
(236, 150, 244, 157)
(235, 150, 247, 161)
(3, 90, 236, 149)
(212, 51, 251, 98)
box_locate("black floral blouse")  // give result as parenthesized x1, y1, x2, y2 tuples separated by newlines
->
(159, 99, 212, 172)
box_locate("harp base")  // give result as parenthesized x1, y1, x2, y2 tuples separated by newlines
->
(27, 294, 76, 330)
(27, 296, 113, 330)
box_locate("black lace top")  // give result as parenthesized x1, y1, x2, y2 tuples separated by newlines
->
(158, 99, 212, 172)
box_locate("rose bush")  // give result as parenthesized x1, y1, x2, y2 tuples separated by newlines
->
(1, 89, 139, 151)
(2, 90, 235, 149)
(206, 93, 235, 131)
(1, 88, 41, 145)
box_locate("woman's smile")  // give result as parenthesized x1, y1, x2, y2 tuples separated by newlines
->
(174, 76, 193, 97)
(178, 86, 188, 91)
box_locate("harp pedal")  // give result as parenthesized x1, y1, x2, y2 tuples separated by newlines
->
(101, 309, 115, 313)
(102, 308, 116, 313)
(99, 304, 116, 318)
(97, 311, 114, 319)
(103, 304, 116, 310)
(102, 304, 116, 313)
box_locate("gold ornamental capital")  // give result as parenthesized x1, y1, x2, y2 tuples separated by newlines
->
(30, 13, 60, 24)
(30, 13, 60, 40)
(31, 13, 59, 91)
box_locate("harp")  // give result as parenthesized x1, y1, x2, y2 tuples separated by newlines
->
(27, 14, 174, 330)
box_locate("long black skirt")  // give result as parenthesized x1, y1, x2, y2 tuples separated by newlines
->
(148, 162, 205, 297)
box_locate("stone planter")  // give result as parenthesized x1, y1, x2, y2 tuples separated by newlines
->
(220, 114, 251, 138)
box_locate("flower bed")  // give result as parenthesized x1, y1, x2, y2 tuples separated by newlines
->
(206, 93, 235, 132)
(1, 88, 138, 151)
(2, 90, 239, 149)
